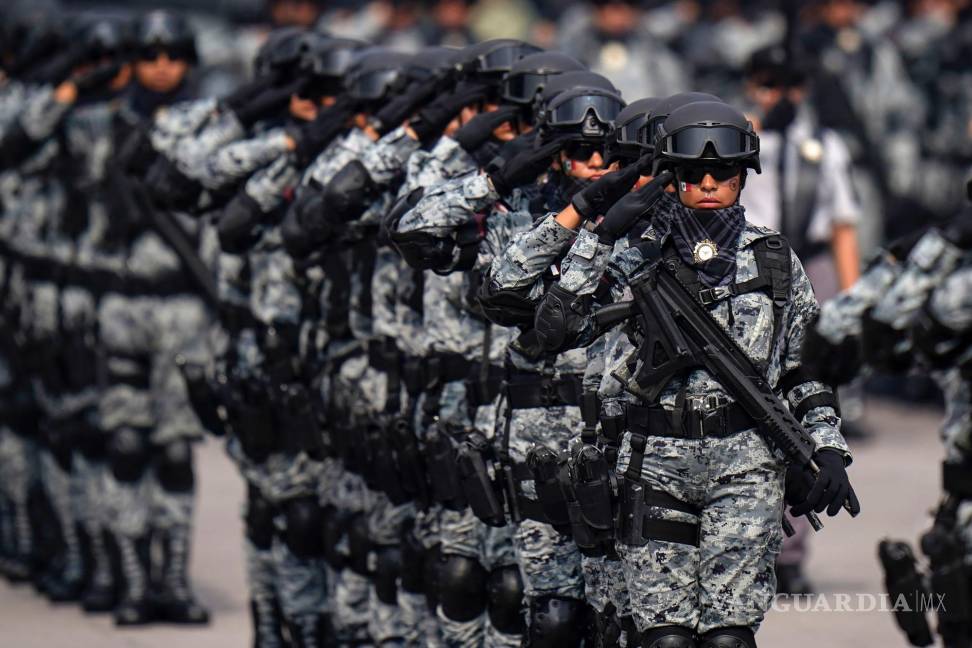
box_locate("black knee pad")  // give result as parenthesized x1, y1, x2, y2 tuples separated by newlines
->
(283, 496, 325, 559)
(437, 553, 488, 623)
(346, 513, 372, 577)
(321, 505, 349, 570)
(641, 626, 697, 648)
(423, 543, 442, 614)
(108, 428, 151, 483)
(155, 440, 195, 493)
(699, 627, 755, 648)
(399, 523, 426, 594)
(486, 565, 525, 636)
(245, 486, 276, 551)
(373, 544, 402, 605)
(527, 595, 587, 648)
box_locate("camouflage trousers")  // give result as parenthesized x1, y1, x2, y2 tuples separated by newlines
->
(505, 404, 585, 603)
(438, 507, 521, 648)
(0, 427, 36, 561)
(272, 514, 329, 626)
(73, 450, 114, 595)
(615, 428, 784, 635)
(245, 538, 286, 648)
(39, 448, 84, 583)
(399, 506, 444, 648)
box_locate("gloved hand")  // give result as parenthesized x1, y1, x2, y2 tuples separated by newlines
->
(409, 80, 490, 144)
(570, 158, 648, 222)
(73, 62, 121, 95)
(31, 43, 87, 85)
(789, 450, 861, 518)
(453, 105, 522, 154)
(288, 96, 357, 166)
(231, 77, 308, 127)
(594, 170, 673, 244)
(223, 74, 281, 115)
(488, 132, 577, 196)
(372, 75, 445, 136)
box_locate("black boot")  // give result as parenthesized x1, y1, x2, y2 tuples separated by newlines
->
(775, 563, 813, 595)
(4, 495, 34, 583)
(250, 597, 288, 648)
(287, 614, 327, 648)
(46, 520, 86, 603)
(114, 534, 154, 625)
(82, 527, 116, 612)
(152, 526, 210, 624)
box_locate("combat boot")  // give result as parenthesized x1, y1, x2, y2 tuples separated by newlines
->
(45, 521, 86, 602)
(775, 563, 813, 595)
(250, 597, 288, 648)
(114, 534, 153, 625)
(286, 614, 329, 648)
(81, 528, 116, 612)
(152, 525, 210, 624)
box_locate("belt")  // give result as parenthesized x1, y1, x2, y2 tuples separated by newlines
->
(626, 397, 754, 440)
(504, 372, 583, 410)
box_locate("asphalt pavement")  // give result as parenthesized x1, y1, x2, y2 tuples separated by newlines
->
(0, 397, 948, 647)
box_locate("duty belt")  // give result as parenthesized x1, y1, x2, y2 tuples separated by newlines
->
(625, 397, 754, 440)
(427, 352, 478, 386)
(504, 372, 583, 410)
(464, 364, 505, 409)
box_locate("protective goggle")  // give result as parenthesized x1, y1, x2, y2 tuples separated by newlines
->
(501, 72, 549, 105)
(472, 44, 541, 76)
(547, 93, 623, 129)
(675, 164, 742, 184)
(137, 44, 192, 62)
(615, 115, 651, 147)
(348, 68, 400, 100)
(658, 124, 758, 162)
(316, 47, 357, 77)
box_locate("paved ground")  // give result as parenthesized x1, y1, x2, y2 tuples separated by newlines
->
(0, 397, 949, 647)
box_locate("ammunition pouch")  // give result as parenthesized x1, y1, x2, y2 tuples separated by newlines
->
(425, 424, 467, 511)
(457, 432, 506, 527)
(388, 416, 430, 509)
(878, 540, 935, 647)
(524, 447, 571, 533)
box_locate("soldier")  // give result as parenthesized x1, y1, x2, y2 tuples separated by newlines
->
(533, 99, 859, 647)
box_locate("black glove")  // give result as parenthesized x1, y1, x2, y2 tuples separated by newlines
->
(488, 132, 577, 196)
(31, 44, 87, 85)
(223, 74, 281, 115)
(571, 160, 647, 222)
(231, 78, 308, 127)
(409, 80, 490, 144)
(288, 96, 357, 166)
(74, 62, 121, 95)
(372, 75, 445, 136)
(594, 170, 674, 244)
(453, 106, 521, 154)
(789, 450, 861, 518)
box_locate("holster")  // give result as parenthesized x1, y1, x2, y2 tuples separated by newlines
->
(456, 433, 506, 527)
(231, 376, 276, 463)
(371, 419, 410, 505)
(878, 540, 935, 647)
(179, 360, 226, 437)
(425, 424, 467, 511)
(388, 416, 430, 509)
(922, 512, 972, 644)
(565, 445, 616, 557)
(526, 447, 571, 532)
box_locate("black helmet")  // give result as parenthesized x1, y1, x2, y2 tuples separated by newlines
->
(606, 97, 660, 164)
(134, 10, 197, 63)
(744, 44, 807, 89)
(460, 39, 542, 79)
(407, 45, 464, 81)
(77, 16, 134, 64)
(2, 3, 65, 76)
(655, 100, 760, 173)
(638, 91, 723, 149)
(538, 71, 618, 107)
(345, 48, 411, 108)
(296, 35, 367, 97)
(254, 26, 308, 77)
(501, 52, 586, 106)
(539, 86, 626, 141)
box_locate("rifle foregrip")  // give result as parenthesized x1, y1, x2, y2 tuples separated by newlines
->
(594, 302, 636, 331)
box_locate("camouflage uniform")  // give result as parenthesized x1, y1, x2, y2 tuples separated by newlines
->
(554, 194, 850, 636)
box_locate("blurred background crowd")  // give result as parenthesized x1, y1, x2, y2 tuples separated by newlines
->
(45, 0, 972, 260)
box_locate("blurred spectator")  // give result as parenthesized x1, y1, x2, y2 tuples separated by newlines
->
(801, 0, 924, 257)
(557, 0, 688, 101)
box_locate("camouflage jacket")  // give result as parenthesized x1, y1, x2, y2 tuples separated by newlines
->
(554, 193, 850, 457)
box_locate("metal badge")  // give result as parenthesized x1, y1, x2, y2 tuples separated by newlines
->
(693, 239, 718, 264)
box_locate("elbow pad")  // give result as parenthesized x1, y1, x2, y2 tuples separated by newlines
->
(217, 192, 263, 254)
(800, 322, 864, 388)
(477, 280, 539, 328)
(534, 283, 591, 353)
(323, 160, 379, 223)
(860, 307, 914, 373)
(144, 155, 203, 211)
(386, 187, 454, 271)
(282, 189, 334, 259)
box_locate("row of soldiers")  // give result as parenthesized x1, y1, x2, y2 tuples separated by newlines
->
(0, 7, 878, 648)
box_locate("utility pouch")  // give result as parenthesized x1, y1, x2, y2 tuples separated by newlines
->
(389, 416, 430, 508)
(426, 425, 466, 511)
(457, 432, 506, 527)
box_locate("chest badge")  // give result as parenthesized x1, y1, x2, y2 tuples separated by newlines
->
(693, 239, 718, 264)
